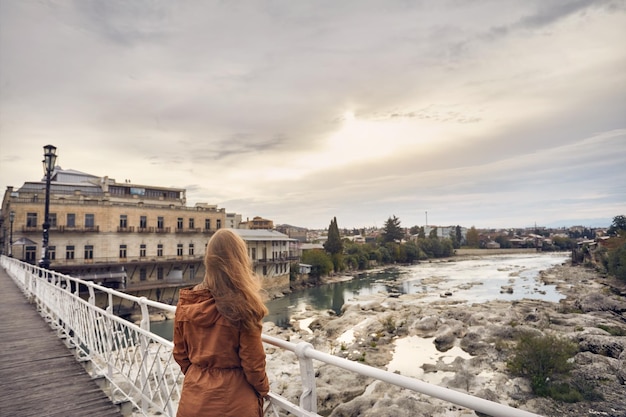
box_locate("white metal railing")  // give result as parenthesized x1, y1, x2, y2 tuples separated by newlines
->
(1, 256, 542, 417)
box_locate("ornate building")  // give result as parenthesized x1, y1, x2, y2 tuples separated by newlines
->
(1, 167, 295, 304)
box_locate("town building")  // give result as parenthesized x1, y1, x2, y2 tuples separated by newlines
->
(240, 216, 274, 230)
(1, 167, 294, 304)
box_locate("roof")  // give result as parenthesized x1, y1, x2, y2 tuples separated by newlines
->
(230, 229, 294, 241)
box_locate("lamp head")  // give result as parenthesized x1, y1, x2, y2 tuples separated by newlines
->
(43, 144, 57, 173)
(9, 211, 15, 222)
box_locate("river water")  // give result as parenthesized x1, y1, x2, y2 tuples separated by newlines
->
(151, 252, 570, 340)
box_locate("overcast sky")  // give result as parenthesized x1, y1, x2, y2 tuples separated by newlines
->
(1, 1, 624, 230)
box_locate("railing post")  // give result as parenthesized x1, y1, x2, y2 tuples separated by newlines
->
(138, 297, 151, 414)
(294, 342, 317, 414)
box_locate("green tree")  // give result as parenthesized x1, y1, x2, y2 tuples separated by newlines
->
(466, 226, 480, 248)
(608, 242, 626, 282)
(409, 225, 420, 235)
(429, 227, 438, 239)
(495, 235, 512, 248)
(382, 215, 404, 243)
(455, 225, 463, 246)
(301, 250, 333, 281)
(418, 226, 426, 239)
(324, 217, 343, 255)
(608, 215, 626, 237)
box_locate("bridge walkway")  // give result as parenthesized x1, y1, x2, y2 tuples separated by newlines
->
(0, 266, 123, 417)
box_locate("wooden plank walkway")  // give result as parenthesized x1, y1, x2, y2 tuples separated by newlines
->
(0, 267, 124, 417)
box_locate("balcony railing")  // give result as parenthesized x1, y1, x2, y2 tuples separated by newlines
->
(21, 225, 102, 233)
(174, 228, 201, 233)
(50, 254, 203, 266)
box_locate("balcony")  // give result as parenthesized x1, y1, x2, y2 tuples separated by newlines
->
(56, 225, 100, 233)
(117, 226, 135, 233)
(137, 227, 155, 233)
(155, 227, 171, 233)
(254, 256, 299, 265)
(175, 228, 202, 234)
(51, 254, 203, 267)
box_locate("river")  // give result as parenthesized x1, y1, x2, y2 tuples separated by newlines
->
(151, 252, 570, 340)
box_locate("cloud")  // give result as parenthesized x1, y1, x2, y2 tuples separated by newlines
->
(1, 1, 624, 229)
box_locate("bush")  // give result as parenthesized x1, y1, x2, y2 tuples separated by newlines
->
(607, 242, 626, 282)
(507, 332, 578, 397)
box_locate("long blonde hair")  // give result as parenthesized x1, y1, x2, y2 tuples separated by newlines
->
(203, 229, 268, 331)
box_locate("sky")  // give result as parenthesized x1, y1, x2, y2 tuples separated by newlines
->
(1, 0, 625, 230)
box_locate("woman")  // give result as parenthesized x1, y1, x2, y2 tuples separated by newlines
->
(173, 229, 270, 417)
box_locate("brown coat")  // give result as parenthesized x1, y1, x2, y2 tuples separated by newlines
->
(173, 287, 269, 417)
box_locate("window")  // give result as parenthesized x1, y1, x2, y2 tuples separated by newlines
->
(85, 213, 95, 227)
(119, 244, 127, 258)
(157, 267, 164, 280)
(140, 244, 146, 257)
(189, 265, 195, 280)
(120, 215, 127, 228)
(189, 243, 194, 256)
(27, 213, 38, 227)
(140, 216, 147, 228)
(251, 247, 256, 260)
(67, 213, 76, 227)
(25, 246, 37, 262)
(84, 245, 93, 259)
(139, 268, 147, 281)
(48, 246, 56, 261)
(216, 219, 221, 229)
(157, 216, 164, 229)
(49, 213, 57, 228)
(189, 218, 195, 229)
(157, 244, 163, 257)
(66, 245, 75, 260)
(177, 218, 183, 230)
(177, 244, 183, 256)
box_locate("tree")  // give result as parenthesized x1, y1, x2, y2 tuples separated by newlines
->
(429, 227, 438, 239)
(324, 217, 343, 254)
(608, 215, 626, 237)
(495, 235, 512, 248)
(608, 242, 626, 282)
(418, 226, 426, 239)
(409, 225, 420, 236)
(301, 250, 333, 281)
(455, 225, 463, 246)
(466, 226, 480, 248)
(382, 215, 404, 243)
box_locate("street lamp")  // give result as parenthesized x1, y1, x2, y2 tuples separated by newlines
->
(39, 144, 57, 269)
(9, 210, 15, 257)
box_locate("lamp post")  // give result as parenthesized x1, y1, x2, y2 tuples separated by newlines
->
(9, 210, 15, 257)
(39, 144, 57, 269)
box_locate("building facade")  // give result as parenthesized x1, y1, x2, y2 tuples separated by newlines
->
(1, 167, 294, 305)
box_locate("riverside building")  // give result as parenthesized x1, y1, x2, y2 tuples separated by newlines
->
(1, 167, 295, 307)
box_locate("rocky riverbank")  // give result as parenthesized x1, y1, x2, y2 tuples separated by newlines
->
(262, 262, 626, 417)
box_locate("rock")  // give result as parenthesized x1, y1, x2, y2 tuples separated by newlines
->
(618, 349, 626, 384)
(434, 325, 456, 352)
(460, 330, 490, 355)
(576, 333, 626, 359)
(576, 292, 626, 313)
